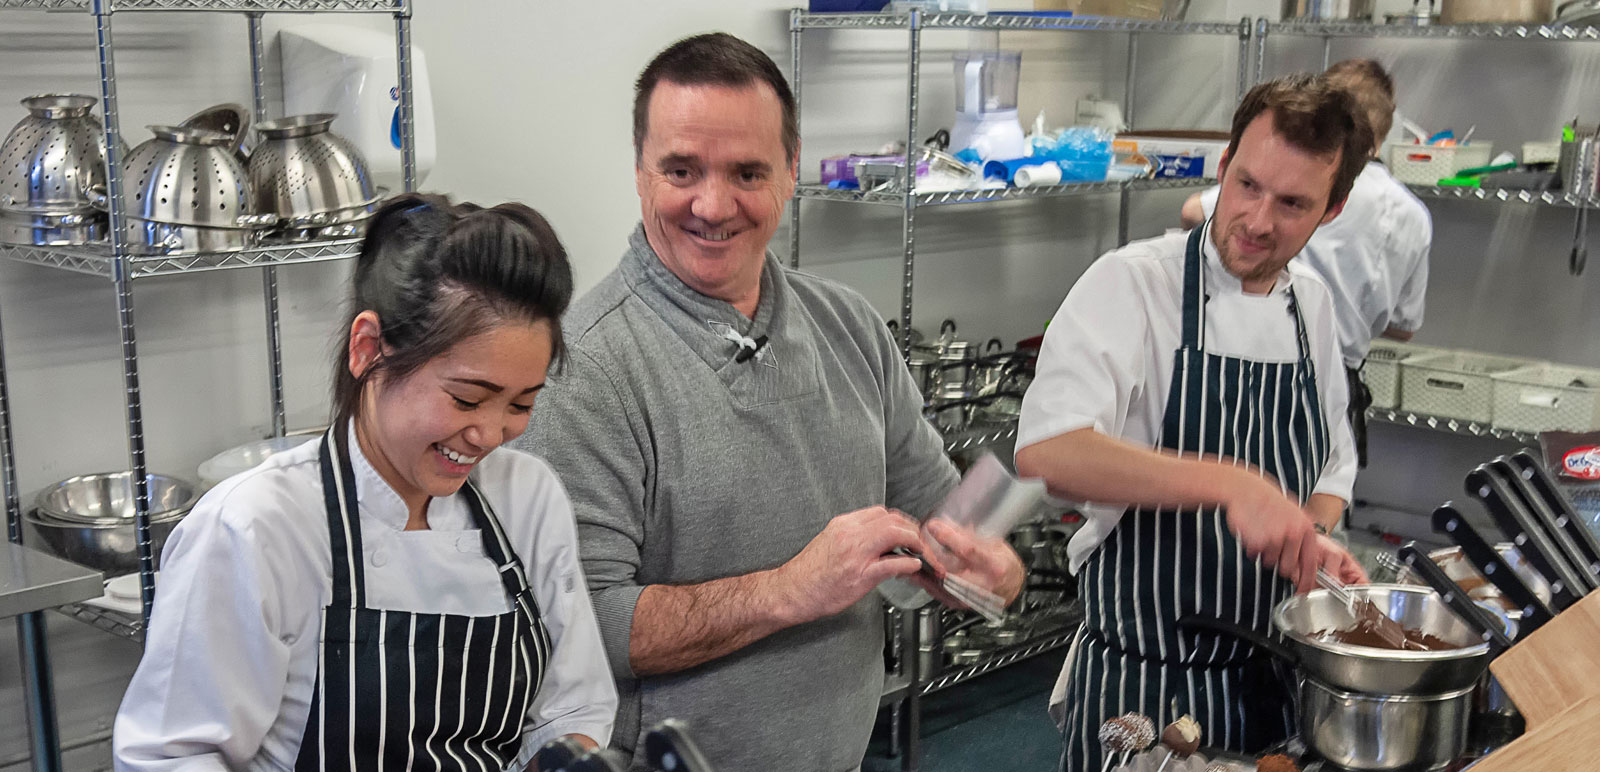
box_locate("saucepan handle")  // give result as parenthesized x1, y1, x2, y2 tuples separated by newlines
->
(1176, 614, 1299, 666)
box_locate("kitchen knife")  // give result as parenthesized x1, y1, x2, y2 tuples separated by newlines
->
(1398, 542, 1514, 651)
(643, 720, 718, 772)
(1433, 504, 1555, 633)
(1506, 450, 1600, 588)
(1466, 465, 1587, 611)
(1493, 455, 1599, 595)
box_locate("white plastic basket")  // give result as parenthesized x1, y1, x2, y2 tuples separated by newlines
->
(1491, 364, 1600, 433)
(1386, 143, 1494, 185)
(1362, 341, 1441, 410)
(1400, 351, 1530, 423)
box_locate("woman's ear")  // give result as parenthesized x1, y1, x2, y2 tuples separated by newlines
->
(347, 310, 383, 379)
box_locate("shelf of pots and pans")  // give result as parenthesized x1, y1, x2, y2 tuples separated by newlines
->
(0, 94, 125, 246)
(1282, 0, 1376, 21)
(120, 125, 275, 255)
(23, 471, 198, 576)
(250, 113, 383, 243)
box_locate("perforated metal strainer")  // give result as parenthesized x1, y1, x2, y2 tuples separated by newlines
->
(250, 113, 380, 241)
(120, 125, 272, 254)
(0, 94, 119, 218)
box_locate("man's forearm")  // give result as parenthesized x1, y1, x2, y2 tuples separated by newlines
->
(1015, 428, 1257, 509)
(1307, 493, 1346, 533)
(628, 569, 795, 677)
(1382, 326, 1415, 342)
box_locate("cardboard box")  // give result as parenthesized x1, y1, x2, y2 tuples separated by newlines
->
(1113, 130, 1229, 178)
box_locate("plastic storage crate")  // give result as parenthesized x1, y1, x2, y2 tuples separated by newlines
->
(1400, 351, 1530, 423)
(1386, 143, 1494, 185)
(1362, 341, 1440, 410)
(1491, 364, 1600, 433)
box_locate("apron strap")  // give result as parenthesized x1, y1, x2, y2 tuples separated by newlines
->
(318, 425, 366, 610)
(1182, 223, 1208, 352)
(459, 477, 544, 620)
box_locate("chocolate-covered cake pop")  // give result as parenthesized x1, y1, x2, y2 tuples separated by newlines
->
(1162, 714, 1202, 756)
(1256, 753, 1301, 772)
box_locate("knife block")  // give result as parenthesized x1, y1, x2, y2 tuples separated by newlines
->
(1489, 589, 1600, 728)
(1467, 695, 1600, 772)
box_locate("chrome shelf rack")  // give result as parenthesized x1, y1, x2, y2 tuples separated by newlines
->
(1366, 408, 1538, 446)
(789, 11, 1251, 770)
(0, 2, 418, 769)
(1251, 16, 1600, 275)
(795, 175, 1213, 207)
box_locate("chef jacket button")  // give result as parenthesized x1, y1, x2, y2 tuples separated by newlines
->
(371, 549, 388, 567)
(456, 535, 475, 553)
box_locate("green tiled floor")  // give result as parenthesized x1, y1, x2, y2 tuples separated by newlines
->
(864, 654, 1066, 772)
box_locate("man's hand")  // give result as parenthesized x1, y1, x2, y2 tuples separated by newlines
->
(1316, 534, 1369, 587)
(769, 507, 926, 625)
(1222, 469, 1326, 592)
(911, 518, 1027, 609)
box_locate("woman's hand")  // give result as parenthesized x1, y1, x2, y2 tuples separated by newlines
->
(913, 518, 1026, 607)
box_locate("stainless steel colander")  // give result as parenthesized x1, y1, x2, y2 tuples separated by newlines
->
(249, 113, 381, 242)
(121, 125, 273, 254)
(0, 94, 124, 244)
(178, 102, 250, 167)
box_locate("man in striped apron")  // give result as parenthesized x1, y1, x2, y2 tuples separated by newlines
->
(1016, 75, 1372, 771)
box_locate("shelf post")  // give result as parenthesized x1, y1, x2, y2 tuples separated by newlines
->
(247, 12, 286, 439)
(1254, 16, 1269, 84)
(790, 8, 803, 270)
(1236, 17, 1252, 105)
(898, 10, 921, 364)
(393, 0, 417, 193)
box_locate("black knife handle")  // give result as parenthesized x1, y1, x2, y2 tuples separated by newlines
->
(1433, 505, 1554, 632)
(1495, 456, 1600, 595)
(643, 720, 718, 772)
(1398, 543, 1515, 651)
(1507, 451, 1600, 585)
(1467, 466, 1586, 610)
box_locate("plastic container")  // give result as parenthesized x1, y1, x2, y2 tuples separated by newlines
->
(198, 436, 316, 489)
(1363, 340, 1441, 410)
(1400, 351, 1530, 423)
(1386, 143, 1495, 185)
(1491, 364, 1600, 433)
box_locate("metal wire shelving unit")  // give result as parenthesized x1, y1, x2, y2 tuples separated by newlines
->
(788, 10, 1251, 770)
(0, 2, 418, 769)
(1252, 16, 1600, 276)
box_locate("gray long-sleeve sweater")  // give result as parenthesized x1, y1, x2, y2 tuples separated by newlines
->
(516, 226, 959, 771)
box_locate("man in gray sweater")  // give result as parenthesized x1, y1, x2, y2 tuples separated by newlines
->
(517, 33, 1024, 771)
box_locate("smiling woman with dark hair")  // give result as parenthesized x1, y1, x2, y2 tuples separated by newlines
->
(113, 193, 616, 772)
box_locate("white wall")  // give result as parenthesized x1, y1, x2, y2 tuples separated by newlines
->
(3, 0, 1600, 765)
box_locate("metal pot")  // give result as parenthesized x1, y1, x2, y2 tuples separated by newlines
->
(27, 471, 198, 575)
(1299, 677, 1473, 771)
(121, 125, 273, 254)
(906, 349, 939, 400)
(1282, 0, 1375, 20)
(250, 113, 381, 242)
(0, 209, 106, 246)
(1441, 0, 1552, 23)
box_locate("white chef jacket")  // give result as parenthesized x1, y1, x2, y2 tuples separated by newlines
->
(1200, 162, 1432, 368)
(1017, 227, 1358, 573)
(113, 427, 617, 772)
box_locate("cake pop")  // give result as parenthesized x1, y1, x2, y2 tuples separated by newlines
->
(1154, 714, 1203, 772)
(1097, 713, 1155, 772)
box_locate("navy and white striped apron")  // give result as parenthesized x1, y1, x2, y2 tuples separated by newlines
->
(294, 426, 554, 771)
(1058, 224, 1331, 771)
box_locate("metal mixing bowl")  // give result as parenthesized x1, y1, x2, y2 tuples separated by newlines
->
(1273, 585, 1509, 695)
(27, 471, 197, 575)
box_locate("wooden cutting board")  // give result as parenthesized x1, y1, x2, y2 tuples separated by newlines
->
(1467, 695, 1600, 772)
(1490, 590, 1600, 728)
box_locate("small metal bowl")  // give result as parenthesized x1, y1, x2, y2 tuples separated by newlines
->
(35, 470, 197, 525)
(27, 471, 197, 576)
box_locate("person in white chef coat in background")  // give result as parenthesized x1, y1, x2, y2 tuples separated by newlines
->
(113, 193, 617, 771)
(1182, 58, 1432, 469)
